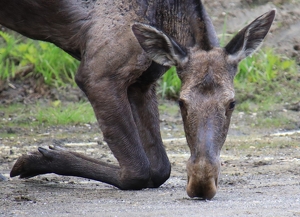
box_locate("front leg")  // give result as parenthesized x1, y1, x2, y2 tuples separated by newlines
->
(10, 79, 151, 189)
(10, 146, 118, 182)
(128, 62, 171, 187)
(11, 146, 121, 185)
(10, 60, 152, 190)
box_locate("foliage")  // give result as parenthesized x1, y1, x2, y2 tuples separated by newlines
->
(234, 48, 299, 112)
(236, 48, 296, 83)
(0, 31, 79, 87)
(158, 66, 181, 99)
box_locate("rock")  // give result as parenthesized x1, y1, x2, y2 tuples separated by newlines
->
(294, 44, 300, 51)
(285, 102, 300, 112)
(0, 173, 7, 181)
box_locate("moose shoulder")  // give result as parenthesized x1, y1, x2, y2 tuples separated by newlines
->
(0, 0, 275, 200)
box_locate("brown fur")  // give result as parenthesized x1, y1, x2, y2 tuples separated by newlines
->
(1, 0, 275, 199)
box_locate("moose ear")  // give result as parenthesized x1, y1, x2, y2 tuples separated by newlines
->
(132, 23, 188, 67)
(225, 9, 276, 62)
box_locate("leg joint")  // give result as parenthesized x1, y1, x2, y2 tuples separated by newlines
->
(119, 164, 151, 190)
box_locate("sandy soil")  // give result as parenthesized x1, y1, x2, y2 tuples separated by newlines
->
(0, 123, 299, 217)
(1, 0, 300, 216)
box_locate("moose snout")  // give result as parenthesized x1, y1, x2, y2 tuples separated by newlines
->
(186, 158, 220, 200)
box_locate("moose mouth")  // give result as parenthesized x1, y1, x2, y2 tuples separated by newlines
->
(186, 157, 220, 200)
(186, 176, 218, 200)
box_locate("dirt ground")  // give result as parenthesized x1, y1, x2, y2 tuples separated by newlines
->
(1, 0, 300, 216)
(0, 113, 299, 217)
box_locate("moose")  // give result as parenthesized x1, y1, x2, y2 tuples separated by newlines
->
(0, 0, 275, 199)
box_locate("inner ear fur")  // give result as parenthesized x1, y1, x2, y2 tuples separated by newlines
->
(225, 9, 276, 62)
(132, 23, 188, 67)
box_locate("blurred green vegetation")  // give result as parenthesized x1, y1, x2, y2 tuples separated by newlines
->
(0, 101, 96, 127)
(1, 30, 299, 116)
(0, 31, 79, 87)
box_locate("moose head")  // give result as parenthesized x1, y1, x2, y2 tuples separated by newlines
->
(133, 9, 276, 199)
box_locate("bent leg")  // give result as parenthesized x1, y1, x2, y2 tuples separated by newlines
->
(128, 63, 171, 187)
(11, 61, 153, 190)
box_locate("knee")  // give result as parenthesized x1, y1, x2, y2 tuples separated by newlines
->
(150, 160, 171, 188)
(119, 163, 151, 190)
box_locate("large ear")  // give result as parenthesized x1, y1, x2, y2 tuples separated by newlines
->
(132, 23, 188, 67)
(225, 9, 276, 62)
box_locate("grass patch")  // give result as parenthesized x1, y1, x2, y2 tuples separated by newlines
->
(236, 48, 296, 83)
(0, 102, 96, 127)
(34, 101, 96, 125)
(230, 137, 299, 151)
(0, 31, 79, 87)
(158, 101, 180, 116)
(158, 66, 181, 99)
(235, 50, 299, 112)
(255, 116, 292, 128)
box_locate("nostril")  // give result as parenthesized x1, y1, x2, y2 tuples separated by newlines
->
(187, 186, 216, 200)
(186, 159, 220, 200)
(186, 177, 217, 200)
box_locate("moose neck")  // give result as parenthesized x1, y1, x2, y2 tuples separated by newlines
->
(136, 0, 219, 49)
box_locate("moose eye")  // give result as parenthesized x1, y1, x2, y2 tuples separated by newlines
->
(228, 101, 236, 110)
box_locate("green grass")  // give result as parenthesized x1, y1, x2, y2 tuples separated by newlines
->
(0, 31, 79, 87)
(236, 48, 296, 83)
(0, 102, 96, 127)
(34, 101, 96, 125)
(231, 139, 298, 151)
(158, 66, 181, 99)
(158, 101, 180, 116)
(255, 115, 292, 128)
(234, 49, 299, 112)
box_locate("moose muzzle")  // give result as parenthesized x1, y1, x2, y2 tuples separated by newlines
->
(186, 155, 220, 200)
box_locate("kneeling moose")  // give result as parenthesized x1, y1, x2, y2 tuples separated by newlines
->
(0, 0, 275, 199)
